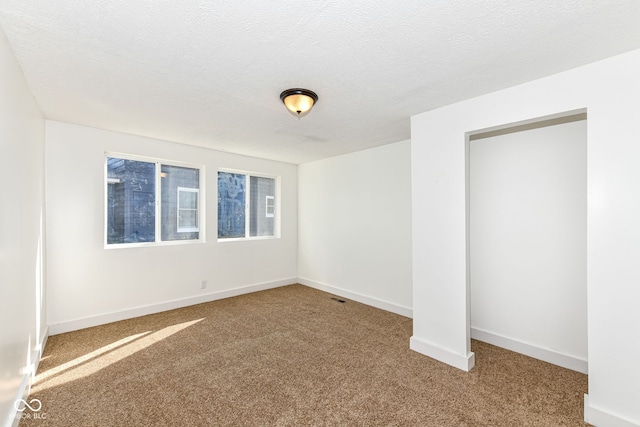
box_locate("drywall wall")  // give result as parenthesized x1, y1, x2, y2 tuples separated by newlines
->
(411, 48, 640, 426)
(469, 120, 587, 373)
(298, 140, 412, 316)
(0, 28, 46, 427)
(45, 121, 298, 332)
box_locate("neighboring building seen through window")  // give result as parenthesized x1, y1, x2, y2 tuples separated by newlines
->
(217, 172, 246, 238)
(106, 158, 156, 244)
(249, 176, 276, 237)
(106, 155, 202, 246)
(161, 164, 199, 241)
(218, 171, 277, 239)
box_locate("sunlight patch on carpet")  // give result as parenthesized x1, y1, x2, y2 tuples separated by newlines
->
(33, 319, 204, 392)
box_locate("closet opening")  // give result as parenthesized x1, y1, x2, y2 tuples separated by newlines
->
(465, 110, 587, 374)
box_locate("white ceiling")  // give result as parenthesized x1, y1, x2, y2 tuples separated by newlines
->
(1, 1, 640, 164)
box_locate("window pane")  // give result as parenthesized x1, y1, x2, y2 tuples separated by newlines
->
(161, 165, 200, 240)
(218, 172, 246, 238)
(178, 209, 198, 228)
(106, 158, 156, 244)
(250, 176, 275, 237)
(179, 191, 198, 209)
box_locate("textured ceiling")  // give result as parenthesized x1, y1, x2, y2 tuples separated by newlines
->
(1, 1, 640, 164)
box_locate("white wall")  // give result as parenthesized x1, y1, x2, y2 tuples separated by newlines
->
(298, 140, 412, 317)
(0, 28, 46, 427)
(45, 121, 298, 332)
(411, 48, 640, 426)
(469, 120, 587, 373)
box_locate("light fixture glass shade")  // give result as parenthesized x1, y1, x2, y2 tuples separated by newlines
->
(280, 88, 318, 119)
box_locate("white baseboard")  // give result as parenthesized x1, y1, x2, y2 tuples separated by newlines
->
(471, 327, 588, 374)
(584, 394, 640, 427)
(48, 278, 296, 335)
(297, 277, 413, 318)
(34, 326, 49, 376)
(9, 371, 30, 427)
(8, 327, 49, 427)
(410, 336, 475, 371)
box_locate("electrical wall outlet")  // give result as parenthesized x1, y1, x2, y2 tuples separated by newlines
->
(200, 280, 207, 289)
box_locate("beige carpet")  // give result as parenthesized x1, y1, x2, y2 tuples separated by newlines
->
(21, 284, 589, 426)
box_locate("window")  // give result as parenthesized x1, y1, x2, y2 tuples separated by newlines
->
(218, 171, 277, 239)
(106, 158, 156, 244)
(106, 155, 203, 246)
(160, 164, 200, 241)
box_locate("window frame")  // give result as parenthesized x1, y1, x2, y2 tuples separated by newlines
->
(217, 168, 280, 242)
(104, 152, 205, 248)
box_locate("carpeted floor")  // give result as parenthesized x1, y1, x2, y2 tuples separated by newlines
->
(20, 284, 589, 426)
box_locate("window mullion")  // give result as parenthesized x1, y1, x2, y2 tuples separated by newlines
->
(176, 187, 181, 233)
(156, 162, 162, 243)
(245, 174, 251, 238)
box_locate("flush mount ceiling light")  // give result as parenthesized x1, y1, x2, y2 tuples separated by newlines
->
(280, 88, 318, 119)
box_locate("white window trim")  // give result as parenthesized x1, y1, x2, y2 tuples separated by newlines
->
(104, 152, 206, 248)
(217, 169, 280, 242)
